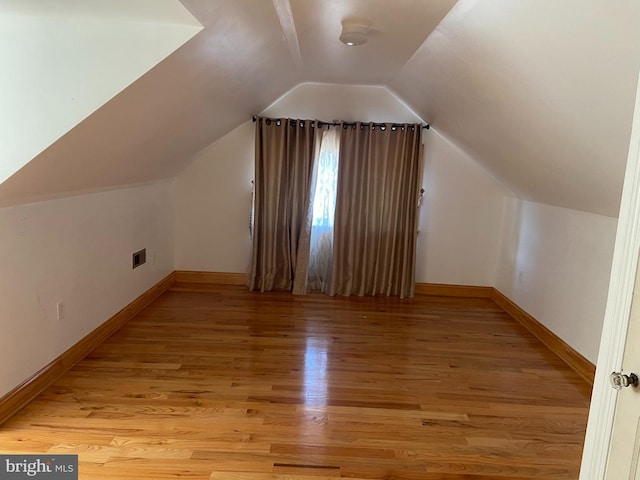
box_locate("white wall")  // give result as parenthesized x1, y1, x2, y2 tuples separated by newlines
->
(174, 82, 509, 288)
(174, 121, 254, 273)
(173, 82, 619, 363)
(496, 198, 617, 363)
(0, 182, 174, 397)
(0, 4, 200, 184)
(416, 130, 511, 285)
(263, 83, 422, 122)
(391, 0, 640, 218)
(175, 83, 425, 273)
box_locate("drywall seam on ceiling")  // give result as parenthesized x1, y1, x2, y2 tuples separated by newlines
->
(272, 0, 302, 65)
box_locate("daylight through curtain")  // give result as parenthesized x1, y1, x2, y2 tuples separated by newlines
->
(307, 128, 340, 292)
(247, 117, 327, 293)
(248, 117, 423, 299)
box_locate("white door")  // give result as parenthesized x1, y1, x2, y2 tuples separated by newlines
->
(580, 71, 640, 479)
(606, 262, 640, 479)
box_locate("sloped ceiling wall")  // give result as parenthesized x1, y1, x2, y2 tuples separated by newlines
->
(0, 0, 453, 205)
(1, 0, 639, 217)
(0, 0, 202, 188)
(392, 0, 640, 217)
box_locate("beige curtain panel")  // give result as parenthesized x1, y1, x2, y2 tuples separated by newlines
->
(248, 117, 423, 299)
(247, 117, 326, 293)
(329, 123, 422, 299)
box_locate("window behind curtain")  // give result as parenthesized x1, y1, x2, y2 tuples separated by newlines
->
(308, 128, 340, 292)
(249, 117, 422, 298)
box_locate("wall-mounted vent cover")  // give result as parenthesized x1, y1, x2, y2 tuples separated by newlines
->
(132, 248, 146, 269)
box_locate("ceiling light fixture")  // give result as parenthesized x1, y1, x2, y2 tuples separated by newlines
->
(340, 21, 370, 46)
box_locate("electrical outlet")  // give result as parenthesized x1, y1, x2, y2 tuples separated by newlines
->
(57, 301, 65, 321)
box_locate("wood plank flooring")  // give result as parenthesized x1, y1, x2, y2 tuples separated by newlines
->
(0, 283, 592, 479)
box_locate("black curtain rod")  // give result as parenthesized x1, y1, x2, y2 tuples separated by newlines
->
(252, 115, 429, 130)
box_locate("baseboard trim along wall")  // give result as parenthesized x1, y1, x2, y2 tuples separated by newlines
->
(489, 289, 595, 385)
(414, 282, 493, 298)
(0, 272, 176, 426)
(413, 281, 595, 385)
(0, 273, 594, 425)
(174, 270, 245, 285)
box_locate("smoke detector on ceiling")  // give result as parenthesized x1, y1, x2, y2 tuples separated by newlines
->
(340, 21, 370, 46)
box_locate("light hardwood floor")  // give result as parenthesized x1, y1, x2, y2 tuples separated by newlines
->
(0, 283, 591, 479)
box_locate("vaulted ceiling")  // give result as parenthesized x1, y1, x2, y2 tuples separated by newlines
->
(1, 0, 639, 217)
